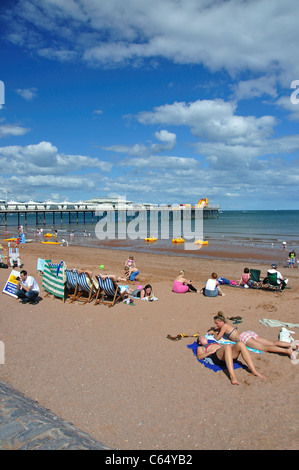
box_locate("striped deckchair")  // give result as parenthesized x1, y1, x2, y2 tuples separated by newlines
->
(65, 269, 80, 302)
(95, 275, 127, 307)
(42, 261, 66, 301)
(66, 269, 98, 304)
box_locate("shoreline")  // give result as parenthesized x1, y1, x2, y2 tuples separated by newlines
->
(1, 236, 291, 265)
(0, 239, 298, 450)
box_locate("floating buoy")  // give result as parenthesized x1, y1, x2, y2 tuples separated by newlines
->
(172, 237, 185, 244)
(41, 241, 61, 245)
(145, 237, 157, 242)
(194, 239, 208, 246)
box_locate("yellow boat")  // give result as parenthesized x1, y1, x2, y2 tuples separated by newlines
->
(172, 237, 185, 244)
(4, 237, 17, 242)
(41, 241, 61, 245)
(194, 239, 208, 246)
(145, 237, 157, 242)
(44, 233, 54, 238)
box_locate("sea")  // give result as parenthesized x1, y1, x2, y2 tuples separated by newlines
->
(1, 210, 298, 262)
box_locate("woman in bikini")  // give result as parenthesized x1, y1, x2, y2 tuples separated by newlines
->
(208, 312, 298, 360)
(196, 335, 265, 385)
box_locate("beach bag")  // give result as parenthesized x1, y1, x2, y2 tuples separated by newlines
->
(0, 262, 8, 269)
(218, 276, 230, 285)
(279, 327, 295, 343)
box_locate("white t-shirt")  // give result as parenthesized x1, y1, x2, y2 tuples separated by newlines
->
(267, 269, 283, 283)
(205, 278, 217, 290)
(22, 275, 40, 293)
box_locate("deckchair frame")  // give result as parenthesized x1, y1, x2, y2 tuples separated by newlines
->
(66, 269, 98, 304)
(95, 275, 126, 307)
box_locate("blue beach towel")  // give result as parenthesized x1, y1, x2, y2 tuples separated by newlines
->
(187, 341, 246, 372)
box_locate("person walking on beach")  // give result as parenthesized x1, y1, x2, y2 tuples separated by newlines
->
(16, 270, 40, 305)
(207, 312, 298, 361)
(196, 335, 265, 385)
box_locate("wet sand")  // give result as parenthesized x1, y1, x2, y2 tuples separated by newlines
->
(0, 240, 298, 450)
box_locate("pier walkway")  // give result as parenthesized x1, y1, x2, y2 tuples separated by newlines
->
(0, 205, 220, 227)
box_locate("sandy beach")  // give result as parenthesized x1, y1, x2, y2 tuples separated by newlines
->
(0, 240, 298, 450)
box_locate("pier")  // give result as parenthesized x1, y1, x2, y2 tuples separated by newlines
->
(0, 200, 220, 227)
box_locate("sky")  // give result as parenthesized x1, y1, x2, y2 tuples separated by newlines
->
(1, 0, 299, 210)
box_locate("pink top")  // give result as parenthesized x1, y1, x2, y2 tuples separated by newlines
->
(172, 280, 189, 293)
(240, 273, 250, 285)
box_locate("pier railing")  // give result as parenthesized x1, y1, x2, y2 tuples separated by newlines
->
(0, 204, 220, 226)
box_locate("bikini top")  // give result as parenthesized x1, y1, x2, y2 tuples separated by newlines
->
(223, 327, 237, 340)
(198, 342, 214, 352)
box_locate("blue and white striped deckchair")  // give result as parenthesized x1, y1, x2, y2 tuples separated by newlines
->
(66, 269, 97, 304)
(95, 275, 126, 307)
(66, 269, 81, 302)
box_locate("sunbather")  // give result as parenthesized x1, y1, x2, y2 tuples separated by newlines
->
(196, 335, 265, 385)
(131, 284, 153, 299)
(207, 312, 298, 360)
(98, 273, 127, 282)
(172, 270, 197, 293)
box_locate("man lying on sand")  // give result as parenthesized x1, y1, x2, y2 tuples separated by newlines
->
(196, 335, 265, 385)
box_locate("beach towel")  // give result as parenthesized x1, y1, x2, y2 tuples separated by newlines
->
(205, 334, 262, 354)
(187, 341, 246, 372)
(259, 318, 299, 328)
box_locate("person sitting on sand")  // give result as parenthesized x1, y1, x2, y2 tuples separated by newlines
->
(196, 335, 265, 385)
(200, 272, 225, 297)
(265, 264, 288, 290)
(239, 267, 250, 287)
(207, 311, 298, 361)
(172, 270, 197, 293)
(124, 255, 140, 281)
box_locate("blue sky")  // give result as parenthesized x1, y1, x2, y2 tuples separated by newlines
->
(1, 0, 299, 210)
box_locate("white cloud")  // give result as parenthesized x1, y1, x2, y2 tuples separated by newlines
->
(0, 123, 30, 139)
(0, 141, 113, 197)
(232, 76, 279, 101)
(137, 99, 277, 147)
(15, 88, 38, 101)
(103, 129, 176, 157)
(4, 0, 299, 81)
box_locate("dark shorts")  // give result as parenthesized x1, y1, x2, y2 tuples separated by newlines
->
(210, 351, 226, 367)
